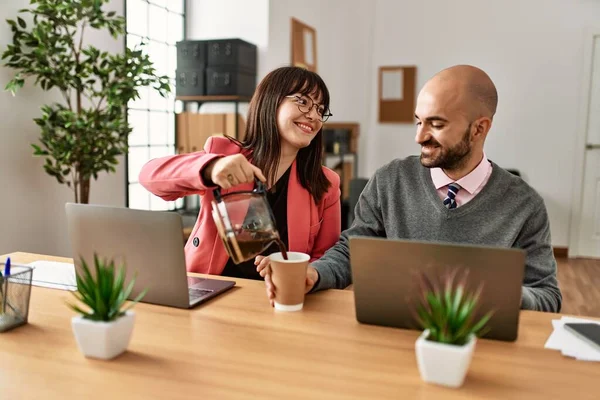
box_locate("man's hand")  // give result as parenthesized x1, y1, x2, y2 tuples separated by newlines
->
(256, 255, 319, 307)
(202, 154, 266, 189)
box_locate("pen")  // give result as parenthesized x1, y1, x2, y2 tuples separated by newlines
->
(4, 257, 10, 276)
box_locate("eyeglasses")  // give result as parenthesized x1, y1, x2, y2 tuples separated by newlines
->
(285, 95, 333, 122)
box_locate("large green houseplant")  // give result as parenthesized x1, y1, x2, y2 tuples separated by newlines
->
(2, 0, 170, 203)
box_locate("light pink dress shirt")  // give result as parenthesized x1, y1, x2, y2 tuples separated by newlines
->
(430, 154, 493, 208)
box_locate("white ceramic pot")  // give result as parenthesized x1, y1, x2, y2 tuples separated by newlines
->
(71, 310, 136, 360)
(415, 329, 476, 388)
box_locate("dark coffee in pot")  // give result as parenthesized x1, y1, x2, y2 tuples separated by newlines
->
(233, 229, 289, 261)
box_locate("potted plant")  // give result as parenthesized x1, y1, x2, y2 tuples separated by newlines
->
(68, 254, 147, 360)
(2, 0, 170, 203)
(414, 269, 493, 388)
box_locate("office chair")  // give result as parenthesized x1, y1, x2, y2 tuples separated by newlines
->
(347, 178, 369, 228)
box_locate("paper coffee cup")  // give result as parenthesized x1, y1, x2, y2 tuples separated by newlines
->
(269, 252, 309, 312)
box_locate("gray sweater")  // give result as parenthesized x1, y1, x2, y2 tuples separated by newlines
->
(312, 156, 562, 313)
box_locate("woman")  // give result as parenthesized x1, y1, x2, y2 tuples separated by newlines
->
(139, 66, 341, 282)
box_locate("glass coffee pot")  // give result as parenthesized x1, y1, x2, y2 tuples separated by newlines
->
(211, 180, 287, 264)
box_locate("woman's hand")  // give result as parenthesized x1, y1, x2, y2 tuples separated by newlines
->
(255, 255, 271, 278)
(255, 255, 275, 306)
(256, 255, 319, 307)
(202, 154, 266, 189)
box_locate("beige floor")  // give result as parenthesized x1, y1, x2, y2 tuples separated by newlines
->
(557, 257, 600, 317)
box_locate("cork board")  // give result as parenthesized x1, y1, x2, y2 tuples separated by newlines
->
(291, 18, 317, 72)
(378, 66, 417, 123)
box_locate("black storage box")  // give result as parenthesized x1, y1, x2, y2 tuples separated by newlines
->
(176, 68, 205, 96)
(205, 66, 256, 97)
(206, 38, 257, 73)
(176, 41, 206, 68)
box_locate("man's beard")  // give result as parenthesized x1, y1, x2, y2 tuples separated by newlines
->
(419, 125, 472, 170)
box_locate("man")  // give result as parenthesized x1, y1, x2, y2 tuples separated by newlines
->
(263, 64, 562, 312)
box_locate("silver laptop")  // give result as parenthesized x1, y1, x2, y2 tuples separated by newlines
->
(65, 203, 235, 309)
(350, 237, 526, 341)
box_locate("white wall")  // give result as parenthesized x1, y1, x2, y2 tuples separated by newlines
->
(266, 0, 374, 175)
(0, 0, 126, 257)
(365, 0, 600, 246)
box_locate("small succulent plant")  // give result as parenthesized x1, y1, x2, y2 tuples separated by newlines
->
(414, 268, 493, 345)
(68, 254, 147, 322)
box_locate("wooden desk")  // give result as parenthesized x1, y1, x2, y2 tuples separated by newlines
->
(1, 252, 598, 399)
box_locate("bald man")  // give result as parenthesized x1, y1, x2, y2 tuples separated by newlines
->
(271, 65, 561, 312)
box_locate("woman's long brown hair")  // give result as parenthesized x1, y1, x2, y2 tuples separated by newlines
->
(235, 66, 331, 204)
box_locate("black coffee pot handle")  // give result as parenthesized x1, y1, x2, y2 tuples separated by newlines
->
(254, 178, 267, 193)
(213, 177, 266, 202)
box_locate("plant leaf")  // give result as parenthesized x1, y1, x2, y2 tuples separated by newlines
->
(123, 288, 148, 311)
(109, 262, 126, 311)
(67, 303, 92, 318)
(471, 311, 494, 336)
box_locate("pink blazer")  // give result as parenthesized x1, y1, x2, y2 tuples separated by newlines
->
(139, 136, 341, 275)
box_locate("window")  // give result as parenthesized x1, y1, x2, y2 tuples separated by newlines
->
(125, 0, 185, 210)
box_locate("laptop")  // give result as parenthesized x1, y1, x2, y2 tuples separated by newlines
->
(349, 237, 526, 341)
(65, 203, 235, 309)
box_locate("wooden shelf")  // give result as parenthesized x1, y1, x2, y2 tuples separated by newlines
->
(325, 153, 356, 160)
(175, 95, 252, 102)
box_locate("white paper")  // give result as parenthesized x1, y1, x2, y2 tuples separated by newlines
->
(382, 70, 404, 100)
(544, 316, 600, 361)
(27, 261, 77, 291)
(544, 319, 572, 350)
(303, 29, 314, 66)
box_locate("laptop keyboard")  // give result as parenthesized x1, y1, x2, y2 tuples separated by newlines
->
(189, 287, 213, 302)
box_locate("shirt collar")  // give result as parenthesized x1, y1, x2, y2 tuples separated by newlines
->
(430, 153, 491, 194)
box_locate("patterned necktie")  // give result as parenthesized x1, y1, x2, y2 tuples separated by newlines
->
(443, 183, 461, 209)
